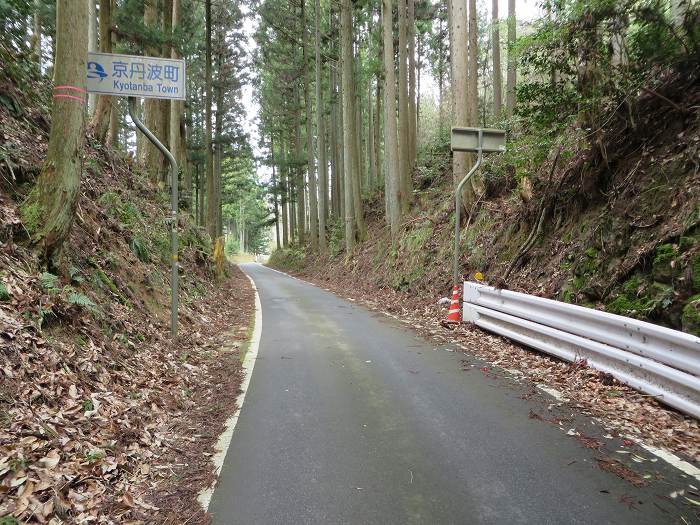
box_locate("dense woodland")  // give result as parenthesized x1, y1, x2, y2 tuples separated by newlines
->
(257, 0, 698, 253)
(2, 0, 698, 264)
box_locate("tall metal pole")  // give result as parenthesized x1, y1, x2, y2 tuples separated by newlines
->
(128, 97, 179, 338)
(453, 129, 483, 286)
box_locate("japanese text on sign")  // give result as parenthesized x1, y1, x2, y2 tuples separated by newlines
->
(86, 52, 186, 101)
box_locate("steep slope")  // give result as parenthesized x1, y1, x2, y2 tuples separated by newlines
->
(0, 70, 251, 523)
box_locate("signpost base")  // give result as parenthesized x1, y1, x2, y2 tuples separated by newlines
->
(127, 97, 179, 339)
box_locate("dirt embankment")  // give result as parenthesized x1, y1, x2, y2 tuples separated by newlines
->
(0, 75, 251, 523)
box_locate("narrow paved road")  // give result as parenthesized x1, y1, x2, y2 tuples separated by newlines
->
(209, 263, 681, 524)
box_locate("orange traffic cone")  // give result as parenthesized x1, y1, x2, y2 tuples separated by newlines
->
(445, 285, 461, 323)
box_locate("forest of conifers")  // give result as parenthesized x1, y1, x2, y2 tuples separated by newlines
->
(2, 0, 697, 264)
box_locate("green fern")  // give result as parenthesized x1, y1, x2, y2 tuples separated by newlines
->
(130, 236, 150, 262)
(65, 291, 99, 315)
(40, 272, 59, 290)
(69, 266, 85, 284)
(118, 202, 142, 226)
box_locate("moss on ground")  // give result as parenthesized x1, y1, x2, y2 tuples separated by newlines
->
(19, 199, 42, 235)
(0, 281, 10, 301)
(691, 252, 700, 292)
(606, 276, 673, 320)
(652, 243, 679, 282)
(560, 288, 575, 303)
(682, 295, 700, 336)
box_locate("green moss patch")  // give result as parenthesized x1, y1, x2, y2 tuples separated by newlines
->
(0, 281, 10, 301)
(652, 243, 679, 283)
(691, 252, 700, 292)
(681, 295, 700, 336)
(606, 277, 673, 319)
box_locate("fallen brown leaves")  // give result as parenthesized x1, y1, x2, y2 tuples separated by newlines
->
(595, 457, 648, 487)
(0, 106, 255, 521)
(0, 259, 253, 524)
(149, 269, 253, 525)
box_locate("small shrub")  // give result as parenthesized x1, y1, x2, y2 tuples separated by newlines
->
(225, 236, 240, 256)
(118, 202, 142, 226)
(130, 236, 150, 262)
(268, 248, 306, 271)
(327, 219, 345, 258)
(0, 282, 10, 301)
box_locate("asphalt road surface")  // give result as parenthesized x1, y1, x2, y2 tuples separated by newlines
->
(208, 263, 687, 524)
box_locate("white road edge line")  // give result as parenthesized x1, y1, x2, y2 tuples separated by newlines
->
(264, 264, 322, 287)
(265, 264, 700, 482)
(536, 384, 568, 402)
(631, 439, 700, 482)
(534, 385, 700, 482)
(197, 271, 263, 511)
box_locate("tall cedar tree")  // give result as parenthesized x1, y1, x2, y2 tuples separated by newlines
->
(341, 0, 355, 251)
(21, 0, 88, 266)
(506, 0, 516, 118)
(205, 0, 216, 239)
(90, 0, 112, 142)
(302, 0, 319, 251)
(382, 0, 401, 238)
(315, 0, 328, 252)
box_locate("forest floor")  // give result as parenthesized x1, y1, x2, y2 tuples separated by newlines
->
(0, 74, 254, 523)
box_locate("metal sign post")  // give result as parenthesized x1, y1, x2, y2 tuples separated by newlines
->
(86, 52, 186, 339)
(450, 127, 506, 286)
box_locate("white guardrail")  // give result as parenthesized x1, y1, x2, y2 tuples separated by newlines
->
(462, 282, 700, 419)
